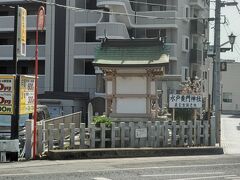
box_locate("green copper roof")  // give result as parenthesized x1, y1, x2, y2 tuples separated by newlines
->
(93, 39, 169, 66)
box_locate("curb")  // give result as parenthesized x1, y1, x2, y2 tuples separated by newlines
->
(47, 147, 224, 160)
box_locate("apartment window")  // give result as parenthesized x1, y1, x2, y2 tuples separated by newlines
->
(75, 27, 97, 42)
(182, 36, 189, 52)
(75, 0, 85, 8)
(146, 29, 158, 38)
(0, 38, 8, 45)
(185, 38, 189, 50)
(185, 6, 189, 18)
(135, 29, 146, 38)
(17, 61, 45, 75)
(146, 29, 166, 39)
(0, 67, 7, 74)
(75, 0, 97, 9)
(86, 29, 96, 42)
(181, 67, 189, 82)
(223, 92, 232, 103)
(0, 11, 9, 16)
(86, 0, 97, 9)
(26, 32, 45, 45)
(74, 59, 95, 75)
(147, 0, 166, 11)
(20, 66, 28, 74)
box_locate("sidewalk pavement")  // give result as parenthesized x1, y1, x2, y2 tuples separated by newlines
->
(47, 147, 223, 160)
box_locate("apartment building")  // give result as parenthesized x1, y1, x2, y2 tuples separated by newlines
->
(0, 0, 210, 119)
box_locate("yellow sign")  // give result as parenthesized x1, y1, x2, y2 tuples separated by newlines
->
(0, 76, 15, 115)
(17, 7, 27, 57)
(21, 8, 26, 44)
(19, 75, 35, 115)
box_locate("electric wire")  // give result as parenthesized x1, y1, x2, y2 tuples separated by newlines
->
(128, 0, 177, 8)
(27, 0, 210, 21)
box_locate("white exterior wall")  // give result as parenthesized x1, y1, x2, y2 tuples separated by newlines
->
(116, 76, 147, 94)
(116, 98, 146, 113)
(221, 62, 240, 112)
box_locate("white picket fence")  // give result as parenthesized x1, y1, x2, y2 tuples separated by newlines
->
(25, 116, 216, 159)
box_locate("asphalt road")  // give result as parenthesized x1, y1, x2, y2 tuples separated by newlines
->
(0, 155, 240, 180)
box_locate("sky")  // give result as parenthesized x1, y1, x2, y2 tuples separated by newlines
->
(209, 0, 240, 61)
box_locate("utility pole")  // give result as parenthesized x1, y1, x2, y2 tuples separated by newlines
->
(10, 5, 20, 161)
(213, 0, 238, 144)
(213, 0, 221, 144)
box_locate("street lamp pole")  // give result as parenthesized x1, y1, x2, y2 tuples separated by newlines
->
(33, 6, 45, 159)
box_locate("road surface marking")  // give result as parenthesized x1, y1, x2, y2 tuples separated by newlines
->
(1, 163, 240, 177)
(92, 178, 112, 180)
(141, 172, 224, 177)
(225, 176, 240, 179)
(168, 175, 237, 180)
(77, 162, 240, 172)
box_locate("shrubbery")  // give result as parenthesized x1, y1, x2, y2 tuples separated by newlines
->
(93, 115, 112, 127)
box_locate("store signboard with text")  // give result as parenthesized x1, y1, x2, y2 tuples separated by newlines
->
(169, 94, 202, 109)
(0, 75, 15, 114)
(19, 75, 35, 115)
(17, 7, 27, 57)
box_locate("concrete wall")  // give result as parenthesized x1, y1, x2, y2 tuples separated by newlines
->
(221, 62, 240, 112)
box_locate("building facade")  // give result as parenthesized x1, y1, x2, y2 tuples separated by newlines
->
(0, 0, 210, 119)
(221, 60, 240, 114)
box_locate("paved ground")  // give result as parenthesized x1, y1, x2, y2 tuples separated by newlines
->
(0, 155, 240, 180)
(0, 114, 239, 180)
(221, 114, 240, 154)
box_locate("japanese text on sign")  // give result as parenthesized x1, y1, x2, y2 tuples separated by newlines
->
(0, 76, 15, 115)
(19, 76, 35, 115)
(169, 94, 202, 109)
(135, 128, 147, 138)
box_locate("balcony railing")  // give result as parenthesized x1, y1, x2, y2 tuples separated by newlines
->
(74, 42, 100, 58)
(136, 11, 177, 27)
(0, 45, 45, 60)
(75, 11, 101, 25)
(189, 0, 209, 9)
(96, 22, 130, 39)
(0, 15, 46, 31)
